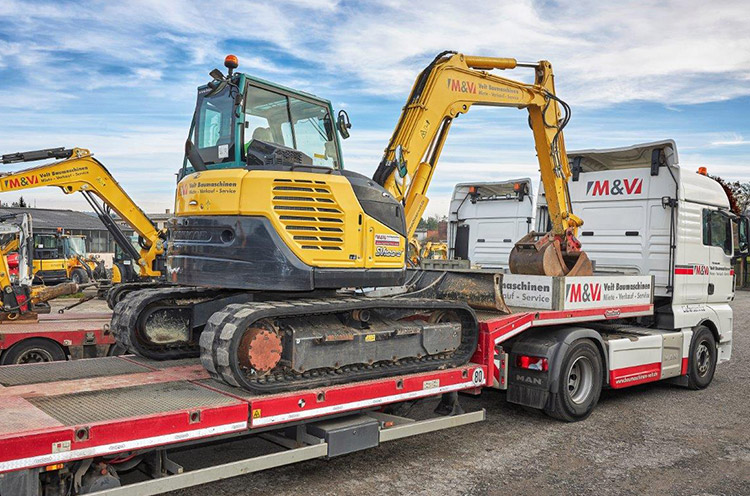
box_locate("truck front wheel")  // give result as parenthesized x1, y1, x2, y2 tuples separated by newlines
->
(544, 339, 603, 422)
(687, 325, 717, 390)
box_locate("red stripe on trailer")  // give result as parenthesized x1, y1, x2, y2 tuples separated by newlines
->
(245, 364, 486, 428)
(674, 267, 694, 275)
(609, 362, 661, 388)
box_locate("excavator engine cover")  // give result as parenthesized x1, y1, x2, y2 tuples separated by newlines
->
(509, 232, 593, 277)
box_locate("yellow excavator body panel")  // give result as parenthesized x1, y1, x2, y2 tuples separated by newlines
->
(175, 169, 405, 270)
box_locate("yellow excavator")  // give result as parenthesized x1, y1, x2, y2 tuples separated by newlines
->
(0, 213, 85, 320)
(99, 51, 590, 394)
(0, 148, 168, 307)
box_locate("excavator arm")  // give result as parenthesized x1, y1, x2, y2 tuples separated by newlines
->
(373, 52, 591, 276)
(0, 148, 164, 277)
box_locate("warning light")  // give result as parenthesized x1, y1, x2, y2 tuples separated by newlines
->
(224, 54, 239, 74)
(513, 182, 521, 191)
(697, 167, 708, 176)
(468, 186, 477, 194)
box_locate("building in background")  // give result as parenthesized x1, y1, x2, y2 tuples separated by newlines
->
(0, 207, 135, 266)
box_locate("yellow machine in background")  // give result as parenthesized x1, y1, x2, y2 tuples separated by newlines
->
(408, 237, 448, 266)
(30, 231, 103, 284)
(0, 147, 168, 306)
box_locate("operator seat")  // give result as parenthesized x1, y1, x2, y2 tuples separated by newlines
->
(252, 127, 273, 143)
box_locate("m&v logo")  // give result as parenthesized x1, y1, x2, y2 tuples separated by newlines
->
(4, 175, 39, 188)
(566, 283, 602, 303)
(447, 78, 477, 94)
(586, 178, 643, 196)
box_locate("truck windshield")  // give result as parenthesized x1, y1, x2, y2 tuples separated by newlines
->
(194, 84, 236, 165)
(244, 85, 339, 168)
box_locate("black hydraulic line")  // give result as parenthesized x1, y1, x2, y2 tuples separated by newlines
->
(81, 191, 143, 262)
(0, 147, 74, 165)
(373, 51, 457, 186)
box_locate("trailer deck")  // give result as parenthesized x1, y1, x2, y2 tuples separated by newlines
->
(0, 299, 656, 478)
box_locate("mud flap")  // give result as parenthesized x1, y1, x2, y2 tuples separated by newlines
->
(402, 268, 510, 313)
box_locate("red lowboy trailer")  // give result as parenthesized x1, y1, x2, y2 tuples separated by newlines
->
(1, 275, 722, 496)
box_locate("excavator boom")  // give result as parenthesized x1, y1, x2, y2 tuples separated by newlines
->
(0, 147, 165, 278)
(373, 52, 591, 276)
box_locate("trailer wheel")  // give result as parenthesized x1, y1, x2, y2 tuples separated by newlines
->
(544, 339, 603, 422)
(1, 338, 66, 365)
(687, 325, 717, 390)
(71, 267, 89, 285)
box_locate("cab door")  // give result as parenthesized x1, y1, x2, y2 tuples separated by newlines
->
(704, 209, 734, 303)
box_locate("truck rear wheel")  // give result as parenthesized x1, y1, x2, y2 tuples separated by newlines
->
(544, 339, 603, 422)
(687, 325, 717, 390)
(1, 338, 66, 365)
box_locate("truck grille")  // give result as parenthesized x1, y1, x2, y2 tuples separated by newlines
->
(272, 179, 344, 251)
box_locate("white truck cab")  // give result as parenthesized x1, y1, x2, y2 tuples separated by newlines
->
(447, 179, 535, 269)
(534, 140, 749, 362)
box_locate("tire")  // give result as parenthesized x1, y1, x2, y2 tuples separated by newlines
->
(544, 339, 603, 422)
(70, 267, 89, 285)
(687, 325, 717, 390)
(1, 338, 66, 365)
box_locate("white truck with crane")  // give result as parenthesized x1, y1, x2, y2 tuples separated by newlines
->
(0, 54, 744, 495)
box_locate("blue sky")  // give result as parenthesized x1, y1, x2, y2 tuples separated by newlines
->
(0, 0, 748, 216)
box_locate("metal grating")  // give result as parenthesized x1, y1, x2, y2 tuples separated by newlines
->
(196, 378, 258, 400)
(125, 356, 201, 370)
(0, 357, 150, 386)
(28, 381, 238, 426)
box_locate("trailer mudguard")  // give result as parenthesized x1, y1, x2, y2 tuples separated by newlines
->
(507, 326, 608, 409)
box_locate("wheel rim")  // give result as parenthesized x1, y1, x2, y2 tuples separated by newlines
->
(17, 348, 55, 364)
(567, 356, 594, 404)
(695, 341, 712, 377)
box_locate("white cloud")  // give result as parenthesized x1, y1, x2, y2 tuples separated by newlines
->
(711, 133, 750, 147)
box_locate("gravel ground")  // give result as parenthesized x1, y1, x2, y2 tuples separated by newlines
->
(134, 292, 750, 495)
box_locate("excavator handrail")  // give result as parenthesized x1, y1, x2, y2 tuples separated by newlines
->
(0, 147, 164, 277)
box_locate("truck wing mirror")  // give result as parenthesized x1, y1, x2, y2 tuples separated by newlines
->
(739, 217, 749, 255)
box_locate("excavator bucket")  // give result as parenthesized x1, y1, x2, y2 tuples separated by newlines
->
(509, 232, 593, 277)
(403, 268, 511, 314)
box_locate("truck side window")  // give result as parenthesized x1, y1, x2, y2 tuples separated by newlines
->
(702, 209, 733, 256)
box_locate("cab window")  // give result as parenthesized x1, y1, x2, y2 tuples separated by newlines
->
(244, 85, 339, 168)
(702, 209, 732, 256)
(288, 98, 338, 168)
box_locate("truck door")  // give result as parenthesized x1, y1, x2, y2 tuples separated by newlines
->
(703, 209, 735, 302)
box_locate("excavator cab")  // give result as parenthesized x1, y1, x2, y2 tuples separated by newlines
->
(184, 55, 348, 177)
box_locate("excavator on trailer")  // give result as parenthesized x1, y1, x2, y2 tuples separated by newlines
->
(108, 51, 591, 394)
(0, 147, 168, 307)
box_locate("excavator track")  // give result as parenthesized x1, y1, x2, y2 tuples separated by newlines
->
(106, 281, 174, 310)
(199, 297, 479, 393)
(112, 286, 240, 361)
